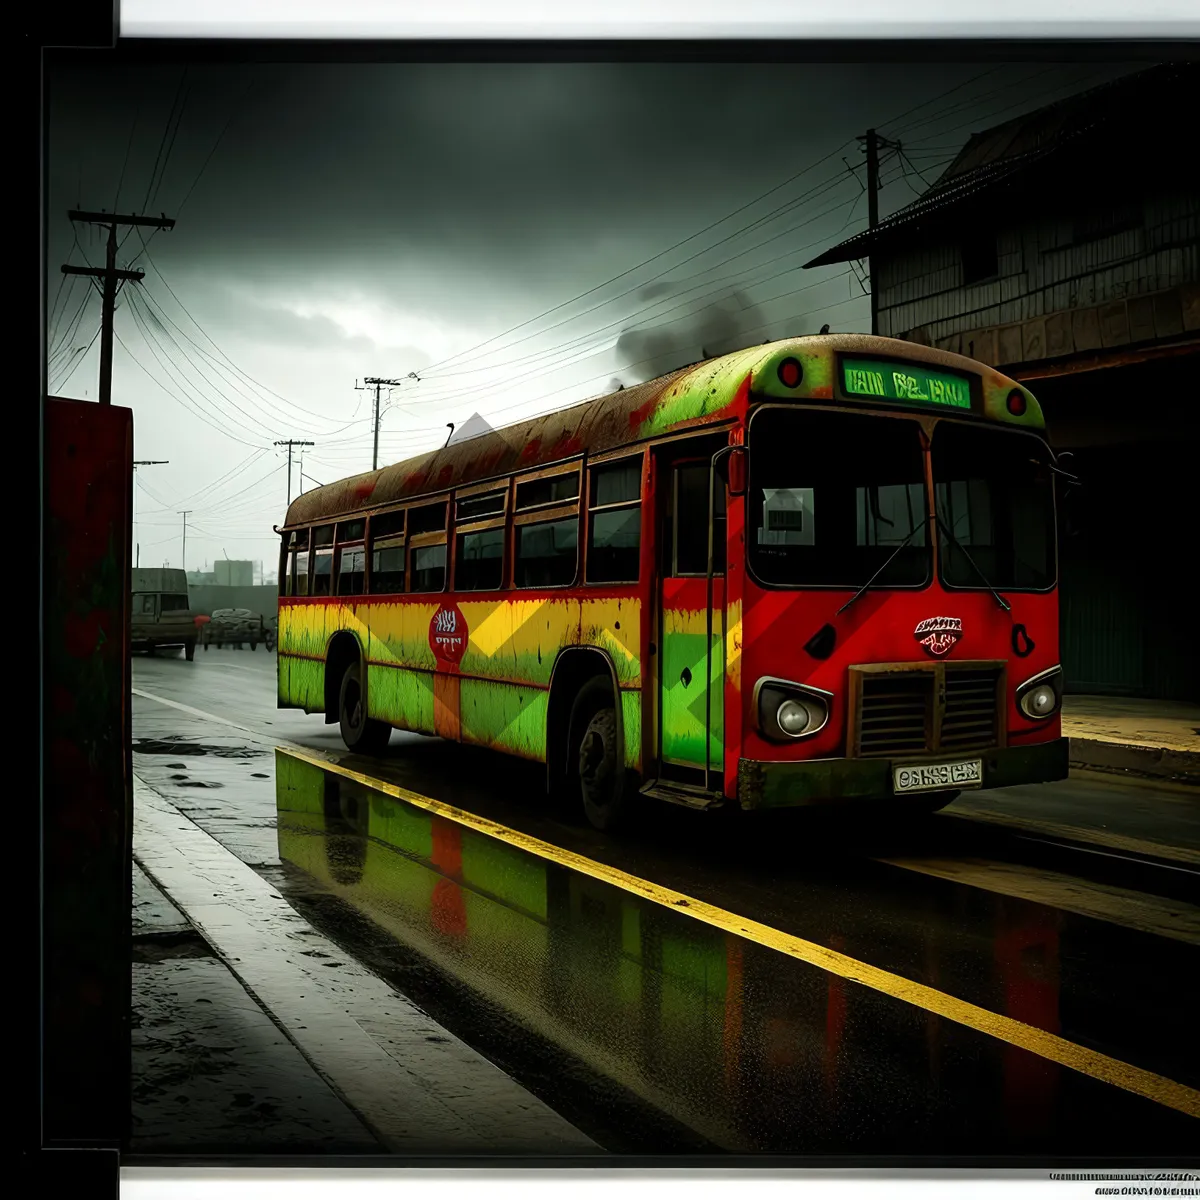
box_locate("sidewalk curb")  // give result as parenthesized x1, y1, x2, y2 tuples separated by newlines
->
(1068, 737, 1200, 786)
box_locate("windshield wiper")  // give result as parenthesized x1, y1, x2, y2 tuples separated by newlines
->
(935, 509, 1011, 612)
(837, 513, 932, 616)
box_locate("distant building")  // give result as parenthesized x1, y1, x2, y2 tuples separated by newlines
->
(805, 64, 1197, 700)
(213, 559, 258, 587)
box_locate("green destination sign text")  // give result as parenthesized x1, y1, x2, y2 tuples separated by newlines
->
(842, 357, 971, 409)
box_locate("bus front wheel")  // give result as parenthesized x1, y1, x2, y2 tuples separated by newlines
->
(338, 661, 391, 754)
(571, 679, 630, 832)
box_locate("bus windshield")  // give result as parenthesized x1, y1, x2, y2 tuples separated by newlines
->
(932, 422, 1056, 591)
(747, 409, 929, 589)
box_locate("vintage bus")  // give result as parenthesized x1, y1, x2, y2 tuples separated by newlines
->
(276, 334, 1070, 831)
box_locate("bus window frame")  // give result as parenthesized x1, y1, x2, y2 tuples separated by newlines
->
(743, 401, 939, 595)
(311, 546, 335, 597)
(284, 528, 312, 597)
(452, 481, 509, 593)
(407, 494, 450, 594)
(512, 460, 583, 590)
(366, 507, 407, 596)
(513, 461, 583, 517)
(585, 451, 644, 587)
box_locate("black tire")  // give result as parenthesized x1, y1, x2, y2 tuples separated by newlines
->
(338, 660, 392, 753)
(184, 640, 195, 662)
(570, 679, 631, 831)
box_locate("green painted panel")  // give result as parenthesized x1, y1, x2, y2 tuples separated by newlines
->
(459, 677, 548, 759)
(280, 654, 325, 711)
(660, 626, 724, 768)
(621, 689, 641, 770)
(367, 664, 435, 732)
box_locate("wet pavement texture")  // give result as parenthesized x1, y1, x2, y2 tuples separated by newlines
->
(131, 860, 381, 1154)
(133, 774, 597, 1155)
(130, 651, 1200, 1156)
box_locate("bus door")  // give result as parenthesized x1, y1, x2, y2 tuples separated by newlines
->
(656, 444, 728, 791)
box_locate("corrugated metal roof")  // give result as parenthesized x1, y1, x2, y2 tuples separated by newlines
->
(804, 63, 1196, 269)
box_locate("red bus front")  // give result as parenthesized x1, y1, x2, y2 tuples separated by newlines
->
(722, 402, 1068, 810)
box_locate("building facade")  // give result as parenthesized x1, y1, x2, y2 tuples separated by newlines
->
(806, 64, 1198, 700)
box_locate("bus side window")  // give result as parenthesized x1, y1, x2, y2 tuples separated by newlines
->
(587, 459, 641, 584)
(411, 544, 446, 592)
(369, 509, 407, 595)
(312, 549, 334, 596)
(286, 530, 310, 597)
(514, 467, 580, 588)
(294, 549, 310, 596)
(408, 501, 448, 593)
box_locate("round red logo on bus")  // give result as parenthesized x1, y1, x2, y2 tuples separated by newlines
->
(429, 603, 468, 666)
(915, 616, 962, 657)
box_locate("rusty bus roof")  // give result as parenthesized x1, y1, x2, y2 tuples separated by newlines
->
(282, 333, 1038, 528)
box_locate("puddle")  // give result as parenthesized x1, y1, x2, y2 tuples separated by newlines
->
(134, 738, 264, 760)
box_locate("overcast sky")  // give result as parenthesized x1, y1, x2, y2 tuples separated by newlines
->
(46, 58, 1139, 576)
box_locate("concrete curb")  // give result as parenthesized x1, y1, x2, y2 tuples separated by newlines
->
(1068, 737, 1200, 786)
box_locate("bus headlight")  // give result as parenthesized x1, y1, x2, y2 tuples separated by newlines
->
(1016, 665, 1062, 721)
(755, 679, 833, 742)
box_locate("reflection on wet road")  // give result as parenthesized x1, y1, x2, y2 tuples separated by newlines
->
(132, 651, 1200, 1156)
(273, 750, 1198, 1155)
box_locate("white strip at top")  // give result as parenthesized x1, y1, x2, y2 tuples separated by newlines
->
(118, 1, 1200, 40)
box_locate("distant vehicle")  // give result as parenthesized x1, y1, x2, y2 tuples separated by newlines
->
(131, 567, 201, 660)
(201, 607, 270, 651)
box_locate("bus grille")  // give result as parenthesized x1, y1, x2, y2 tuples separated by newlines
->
(853, 664, 1004, 758)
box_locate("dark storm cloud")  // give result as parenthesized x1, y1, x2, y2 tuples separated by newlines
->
(48, 59, 1139, 343)
(613, 284, 773, 383)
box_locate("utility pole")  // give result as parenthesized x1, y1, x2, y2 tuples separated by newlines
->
(132, 460, 168, 568)
(357, 372, 419, 470)
(357, 377, 402, 471)
(178, 511, 192, 572)
(274, 440, 314, 507)
(61, 209, 175, 405)
(856, 129, 901, 336)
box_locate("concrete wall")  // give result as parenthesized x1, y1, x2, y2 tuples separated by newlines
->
(188, 584, 278, 618)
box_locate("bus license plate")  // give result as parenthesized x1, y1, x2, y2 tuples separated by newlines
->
(893, 759, 983, 794)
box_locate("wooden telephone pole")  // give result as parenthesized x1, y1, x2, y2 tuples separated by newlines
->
(61, 210, 175, 405)
(856, 130, 901, 336)
(275, 440, 315, 506)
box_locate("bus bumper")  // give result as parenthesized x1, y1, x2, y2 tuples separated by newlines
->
(736, 738, 1070, 811)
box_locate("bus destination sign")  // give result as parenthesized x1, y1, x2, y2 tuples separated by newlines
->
(841, 357, 971, 410)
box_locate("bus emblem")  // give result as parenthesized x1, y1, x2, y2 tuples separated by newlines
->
(429, 604, 468, 665)
(914, 616, 962, 657)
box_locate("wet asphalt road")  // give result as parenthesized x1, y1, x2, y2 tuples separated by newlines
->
(131, 648, 1200, 1156)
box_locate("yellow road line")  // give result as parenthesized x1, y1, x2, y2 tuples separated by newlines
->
(280, 745, 1200, 1122)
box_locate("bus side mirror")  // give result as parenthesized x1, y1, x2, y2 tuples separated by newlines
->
(727, 448, 747, 497)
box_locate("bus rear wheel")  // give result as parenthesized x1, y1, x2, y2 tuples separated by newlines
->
(338, 661, 391, 753)
(571, 679, 630, 832)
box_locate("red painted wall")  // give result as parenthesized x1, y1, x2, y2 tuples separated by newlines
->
(42, 396, 133, 1145)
